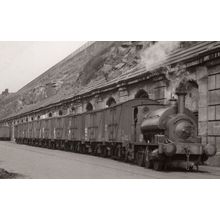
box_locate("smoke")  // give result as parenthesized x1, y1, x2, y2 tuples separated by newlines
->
(141, 41, 192, 98)
(141, 41, 180, 70)
(165, 64, 191, 98)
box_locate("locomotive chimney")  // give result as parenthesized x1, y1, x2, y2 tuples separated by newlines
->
(175, 81, 187, 114)
(169, 97, 177, 108)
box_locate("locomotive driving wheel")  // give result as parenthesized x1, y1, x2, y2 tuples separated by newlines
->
(153, 160, 164, 171)
(136, 151, 144, 167)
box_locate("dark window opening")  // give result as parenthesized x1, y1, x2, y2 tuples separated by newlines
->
(106, 97, 116, 107)
(86, 102, 93, 112)
(48, 112, 53, 117)
(58, 110, 63, 116)
(135, 89, 149, 99)
(71, 107, 76, 114)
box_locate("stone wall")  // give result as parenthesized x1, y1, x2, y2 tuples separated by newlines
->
(207, 64, 220, 151)
(196, 66, 209, 145)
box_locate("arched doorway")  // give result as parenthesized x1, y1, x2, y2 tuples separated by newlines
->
(106, 97, 116, 107)
(185, 80, 199, 117)
(134, 89, 149, 98)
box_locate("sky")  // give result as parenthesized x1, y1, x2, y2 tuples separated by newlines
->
(0, 41, 86, 93)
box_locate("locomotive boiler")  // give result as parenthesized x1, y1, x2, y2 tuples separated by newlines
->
(141, 88, 216, 170)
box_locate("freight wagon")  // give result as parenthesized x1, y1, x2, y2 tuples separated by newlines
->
(0, 125, 10, 141)
(15, 98, 163, 161)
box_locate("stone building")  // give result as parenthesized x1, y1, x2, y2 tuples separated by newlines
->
(0, 41, 220, 164)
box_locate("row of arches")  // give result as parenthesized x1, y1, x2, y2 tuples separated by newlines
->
(13, 79, 200, 124)
(14, 80, 199, 124)
(85, 89, 149, 112)
(86, 89, 149, 111)
(39, 80, 198, 117)
(15, 89, 150, 123)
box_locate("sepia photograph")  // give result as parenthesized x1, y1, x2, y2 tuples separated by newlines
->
(1, 1, 220, 220)
(0, 41, 219, 179)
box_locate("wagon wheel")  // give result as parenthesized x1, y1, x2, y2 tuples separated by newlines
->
(71, 144, 75, 152)
(116, 145, 122, 160)
(153, 160, 163, 171)
(50, 142, 54, 149)
(72, 144, 77, 152)
(75, 144, 79, 153)
(136, 151, 144, 167)
(144, 149, 153, 169)
(101, 146, 108, 157)
(65, 143, 69, 151)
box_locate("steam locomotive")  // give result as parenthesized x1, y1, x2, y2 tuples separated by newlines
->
(141, 89, 216, 171)
(11, 86, 216, 171)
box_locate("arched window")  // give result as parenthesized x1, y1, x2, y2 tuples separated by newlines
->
(134, 89, 149, 98)
(37, 115, 40, 120)
(31, 117, 34, 121)
(58, 110, 63, 116)
(48, 112, 53, 117)
(86, 102, 93, 112)
(70, 106, 76, 114)
(106, 97, 116, 107)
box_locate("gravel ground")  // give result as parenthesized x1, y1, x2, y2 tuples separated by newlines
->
(0, 141, 220, 179)
(0, 168, 20, 179)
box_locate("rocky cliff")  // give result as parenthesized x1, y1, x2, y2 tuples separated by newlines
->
(0, 41, 151, 119)
(0, 41, 198, 120)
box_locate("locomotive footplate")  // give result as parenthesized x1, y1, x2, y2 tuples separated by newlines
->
(157, 143, 205, 171)
(175, 143, 203, 155)
(167, 143, 208, 170)
(176, 143, 203, 170)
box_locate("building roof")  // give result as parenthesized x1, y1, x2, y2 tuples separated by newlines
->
(2, 41, 220, 122)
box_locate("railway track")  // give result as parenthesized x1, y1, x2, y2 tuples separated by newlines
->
(0, 141, 219, 179)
